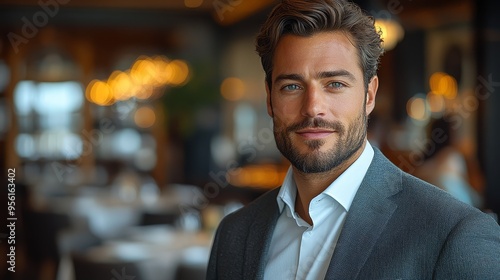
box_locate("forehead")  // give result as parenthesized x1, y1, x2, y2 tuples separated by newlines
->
(272, 31, 362, 79)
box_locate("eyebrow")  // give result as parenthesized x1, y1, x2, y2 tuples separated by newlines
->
(274, 70, 356, 84)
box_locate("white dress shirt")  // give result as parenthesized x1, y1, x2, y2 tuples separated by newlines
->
(264, 142, 374, 280)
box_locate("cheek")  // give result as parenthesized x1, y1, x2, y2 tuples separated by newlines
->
(272, 98, 300, 118)
(325, 95, 359, 117)
(328, 98, 366, 129)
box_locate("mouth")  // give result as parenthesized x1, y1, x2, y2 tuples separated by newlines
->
(295, 128, 336, 140)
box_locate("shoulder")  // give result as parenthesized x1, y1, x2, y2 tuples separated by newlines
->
(377, 153, 500, 258)
(396, 166, 500, 251)
(400, 168, 478, 218)
(432, 202, 500, 278)
(373, 148, 489, 226)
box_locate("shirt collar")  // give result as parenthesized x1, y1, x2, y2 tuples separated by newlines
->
(277, 141, 374, 213)
(276, 167, 298, 217)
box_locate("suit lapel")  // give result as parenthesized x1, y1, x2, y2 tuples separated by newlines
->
(243, 188, 281, 280)
(325, 148, 402, 279)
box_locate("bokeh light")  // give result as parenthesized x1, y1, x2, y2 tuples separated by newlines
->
(134, 106, 156, 128)
(135, 86, 154, 100)
(221, 77, 246, 101)
(407, 95, 430, 121)
(15, 133, 35, 159)
(227, 164, 288, 189)
(374, 19, 404, 51)
(86, 79, 114, 106)
(429, 72, 458, 99)
(166, 59, 190, 86)
(131, 57, 158, 86)
(112, 129, 142, 156)
(108, 71, 134, 100)
(86, 55, 190, 106)
(426, 91, 445, 114)
(184, 0, 203, 8)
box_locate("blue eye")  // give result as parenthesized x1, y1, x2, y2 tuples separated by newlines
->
(329, 82, 344, 88)
(282, 84, 300, 91)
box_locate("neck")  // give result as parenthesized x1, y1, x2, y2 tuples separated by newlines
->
(293, 141, 366, 225)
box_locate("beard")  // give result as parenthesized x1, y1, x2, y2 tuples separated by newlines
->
(273, 107, 367, 174)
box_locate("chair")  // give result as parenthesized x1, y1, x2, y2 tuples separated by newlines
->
(175, 263, 207, 280)
(175, 246, 209, 280)
(139, 211, 179, 226)
(56, 226, 103, 280)
(23, 209, 71, 279)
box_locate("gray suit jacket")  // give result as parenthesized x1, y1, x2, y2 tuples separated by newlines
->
(207, 148, 500, 279)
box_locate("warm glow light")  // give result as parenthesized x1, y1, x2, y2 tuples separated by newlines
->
(86, 55, 189, 106)
(131, 57, 157, 86)
(227, 164, 288, 189)
(407, 96, 428, 121)
(135, 86, 154, 100)
(88, 80, 114, 106)
(108, 71, 134, 100)
(166, 60, 190, 86)
(134, 106, 156, 128)
(426, 91, 445, 113)
(152, 56, 171, 86)
(184, 0, 203, 8)
(85, 80, 95, 102)
(375, 19, 404, 51)
(221, 77, 245, 101)
(429, 72, 457, 99)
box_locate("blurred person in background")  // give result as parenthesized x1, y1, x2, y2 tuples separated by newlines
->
(207, 0, 500, 279)
(414, 116, 483, 208)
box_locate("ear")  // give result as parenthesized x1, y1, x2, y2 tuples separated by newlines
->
(365, 75, 378, 115)
(266, 81, 273, 117)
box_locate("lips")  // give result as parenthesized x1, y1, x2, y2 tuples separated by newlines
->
(295, 128, 335, 139)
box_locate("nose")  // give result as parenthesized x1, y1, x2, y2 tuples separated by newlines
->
(301, 85, 326, 118)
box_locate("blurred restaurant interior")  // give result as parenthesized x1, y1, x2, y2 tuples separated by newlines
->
(0, 0, 499, 279)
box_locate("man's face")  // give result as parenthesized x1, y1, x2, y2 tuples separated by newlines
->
(266, 31, 378, 173)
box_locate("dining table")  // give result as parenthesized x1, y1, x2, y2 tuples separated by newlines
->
(59, 224, 212, 280)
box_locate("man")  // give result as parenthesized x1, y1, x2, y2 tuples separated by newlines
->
(207, 0, 500, 279)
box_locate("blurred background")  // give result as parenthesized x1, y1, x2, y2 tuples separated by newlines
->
(0, 0, 499, 279)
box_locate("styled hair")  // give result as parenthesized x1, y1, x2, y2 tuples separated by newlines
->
(256, 0, 384, 89)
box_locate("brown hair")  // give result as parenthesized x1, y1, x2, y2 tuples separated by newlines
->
(256, 0, 383, 89)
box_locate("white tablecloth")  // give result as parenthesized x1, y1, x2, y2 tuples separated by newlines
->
(60, 225, 212, 280)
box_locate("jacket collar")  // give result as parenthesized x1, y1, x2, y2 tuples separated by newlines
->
(325, 147, 402, 279)
(242, 147, 402, 280)
(243, 188, 281, 280)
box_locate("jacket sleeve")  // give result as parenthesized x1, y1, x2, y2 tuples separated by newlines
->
(433, 211, 500, 279)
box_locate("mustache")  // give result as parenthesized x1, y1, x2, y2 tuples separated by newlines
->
(285, 118, 345, 134)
